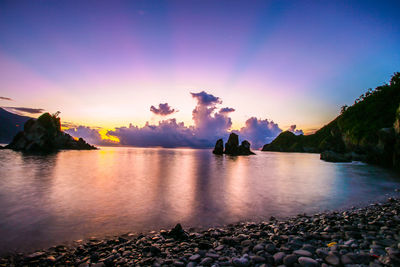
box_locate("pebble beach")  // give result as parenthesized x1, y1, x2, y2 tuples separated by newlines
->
(1, 198, 400, 267)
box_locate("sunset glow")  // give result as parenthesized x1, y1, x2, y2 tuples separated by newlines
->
(1, 1, 400, 261)
(0, 0, 399, 147)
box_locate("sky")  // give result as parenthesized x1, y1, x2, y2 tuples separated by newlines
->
(0, 0, 399, 147)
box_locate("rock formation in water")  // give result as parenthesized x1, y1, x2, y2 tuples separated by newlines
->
(224, 133, 240, 155)
(5, 112, 96, 152)
(212, 138, 224, 155)
(320, 151, 351, 162)
(262, 72, 400, 169)
(238, 140, 253, 155)
(212, 133, 255, 156)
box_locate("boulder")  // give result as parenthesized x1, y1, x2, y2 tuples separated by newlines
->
(212, 138, 224, 155)
(161, 223, 188, 240)
(5, 112, 96, 153)
(320, 150, 351, 162)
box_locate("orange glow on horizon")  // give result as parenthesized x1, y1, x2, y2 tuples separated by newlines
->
(99, 129, 120, 143)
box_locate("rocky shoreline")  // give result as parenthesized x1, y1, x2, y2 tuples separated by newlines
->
(1, 198, 400, 267)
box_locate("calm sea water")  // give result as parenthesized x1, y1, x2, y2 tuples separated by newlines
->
(0, 146, 399, 254)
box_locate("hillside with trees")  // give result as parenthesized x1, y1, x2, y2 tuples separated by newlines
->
(262, 72, 400, 168)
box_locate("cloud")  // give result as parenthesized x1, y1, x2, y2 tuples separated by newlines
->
(65, 126, 116, 146)
(4, 107, 45, 114)
(288, 125, 304, 135)
(109, 119, 208, 148)
(61, 121, 79, 129)
(108, 91, 233, 148)
(150, 103, 176, 116)
(99, 91, 298, 149)
(236, 117, 282, 148)
(0, 97, 13, 101)
(191, 92, 232, 140)
(191, 91, 221, 105)
(219, 107, 235, 113)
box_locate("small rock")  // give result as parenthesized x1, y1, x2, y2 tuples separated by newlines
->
(298, 257, 319, 267)
(189, 254, 201, 262)
(46, 256, 56, 262)
(250, 255, 265, 263)
(341, 254, 353, 265)
(232, 256, 250, 267)
(316, 248, 329, 258)
(273, 252, 286, 265)
(150, 245, 161, 255)
(283, 254, 298, 266)
(215, 244, 224, 251)
(26, 251, 45, 260)
(199, 257, 213, 266)
(265, 243, 276, 253)
(325, 254, 340, 266)
(174, 260, 185, 267)
(253, 243, 265, 252)
(294, 249, 313, 257)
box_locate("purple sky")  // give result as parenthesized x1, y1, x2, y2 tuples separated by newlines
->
(0, 0, 399, 146)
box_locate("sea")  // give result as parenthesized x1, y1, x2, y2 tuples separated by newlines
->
(0, 146, 399, 253)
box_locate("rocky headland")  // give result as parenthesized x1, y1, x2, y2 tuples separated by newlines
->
(213, 133, 255, 156)
(4, 112, 96, 152)
(1, 197, 400, 266)
(262, 72, 400, 168)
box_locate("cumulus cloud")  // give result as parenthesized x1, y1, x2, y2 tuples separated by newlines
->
(65, 126, 116, 146)
(236, 117, 282, 148)
(5, 107, 45, 114)
(288, 125, 304, 135)
(100, 90, 298, 149)
(107, 92, 233, 148)
(191, 91, 221, 105)
(191, 91, 232, 141)
(150, 103, 176, 116)
(109, 119, 208, 148)
(0, 97, 13, 101)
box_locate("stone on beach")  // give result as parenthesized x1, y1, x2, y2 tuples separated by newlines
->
(2, 198, 400, 267)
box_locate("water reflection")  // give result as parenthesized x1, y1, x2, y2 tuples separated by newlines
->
(0, 147, 399, 253)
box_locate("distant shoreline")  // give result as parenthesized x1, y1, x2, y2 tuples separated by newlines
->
(1, 196, 399, 266)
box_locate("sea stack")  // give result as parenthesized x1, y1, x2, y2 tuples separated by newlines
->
(212, 138, 224, 155)
(224, 133, 239, 155)
(212, 133, 255, 156)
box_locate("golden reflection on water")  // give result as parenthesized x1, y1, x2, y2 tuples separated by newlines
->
(225, 156, 252, 217)
(0, 147, 399, 253)
(162, 149, 196, 222)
